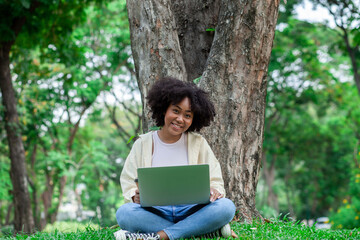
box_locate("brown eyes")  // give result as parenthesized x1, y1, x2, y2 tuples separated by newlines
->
(172, 109, 192, 119)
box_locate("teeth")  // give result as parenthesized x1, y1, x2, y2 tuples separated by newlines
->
(172, 123, 182, 128)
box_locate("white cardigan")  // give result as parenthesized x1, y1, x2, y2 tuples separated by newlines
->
(120, 131, 225, 203)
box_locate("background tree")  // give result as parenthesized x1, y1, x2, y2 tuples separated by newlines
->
(0, 0, 50, 232)
(126, 0, 280, 220)
(311, 0, 360, 95)
(0, 0, 135, 231)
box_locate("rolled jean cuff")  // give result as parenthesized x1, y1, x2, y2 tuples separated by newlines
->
(163, 229, 175, 240)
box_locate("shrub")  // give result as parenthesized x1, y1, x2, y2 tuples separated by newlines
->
(330, 167, 360, 229)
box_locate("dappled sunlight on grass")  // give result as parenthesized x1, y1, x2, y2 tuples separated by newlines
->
(43, 221, 100, 233)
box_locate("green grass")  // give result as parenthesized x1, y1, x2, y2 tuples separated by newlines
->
(231, 220, 360, 240)
(1, 220, 360, 239)
(0, 227, 114, 240)
(42, 222, 101, 233)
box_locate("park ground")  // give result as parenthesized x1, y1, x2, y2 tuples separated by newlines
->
(1, 219, 360, 240)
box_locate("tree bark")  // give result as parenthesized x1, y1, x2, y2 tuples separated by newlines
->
(50, 175, 67, 223)
(5, 202, 14, 225)
(170, 0, 221, 82)
(126, 0, 187, 131)
(41, 171, 54, 225)
(200, 0, 280, 221)
(127, 0, 280, 221)
(0, 43, 35, 233)
(28, 142, 42, 230)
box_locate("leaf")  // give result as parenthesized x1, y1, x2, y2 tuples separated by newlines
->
(193, 77, 201, 84)
(127, 135, 135, 144)
(206, 28, 215, 32)
(149, 126, 161, 131)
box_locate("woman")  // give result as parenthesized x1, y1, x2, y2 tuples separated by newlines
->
(115, 77, 237, 240)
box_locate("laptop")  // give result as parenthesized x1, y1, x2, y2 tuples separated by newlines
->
(137, 164, 210, 207)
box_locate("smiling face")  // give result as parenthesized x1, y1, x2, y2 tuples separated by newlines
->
(158, 97, 193, 143)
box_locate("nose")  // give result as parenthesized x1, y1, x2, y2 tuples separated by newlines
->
(176, 115, 184, 122)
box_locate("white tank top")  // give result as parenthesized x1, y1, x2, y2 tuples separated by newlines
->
(152, 131, 189, 167)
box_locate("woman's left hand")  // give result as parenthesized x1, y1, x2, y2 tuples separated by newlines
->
(210, 188, 224, 202)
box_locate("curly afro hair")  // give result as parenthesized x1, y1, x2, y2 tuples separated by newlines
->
(146, 77, 216, 132)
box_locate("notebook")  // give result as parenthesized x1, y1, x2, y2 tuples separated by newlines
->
(137, 164, 210, 207)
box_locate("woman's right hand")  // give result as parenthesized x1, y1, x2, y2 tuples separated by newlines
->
(132, 189, 140, 204)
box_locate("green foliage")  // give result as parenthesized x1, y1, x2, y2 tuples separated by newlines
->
(0, 0, 95, 45)
(0, 0, 134, 229)
(0, 156, 13, 226)
(258, 17, 359, 221)
(0, 158, 12, 201)
(330, 167, 360, 229)
(309, 0, 360, 97)
(257, 204, 278, 219)
(278, 0, 303, 24)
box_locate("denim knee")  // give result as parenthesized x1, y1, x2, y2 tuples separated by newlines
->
(212, 198, 236, 222)
(116, 203, 139, 227)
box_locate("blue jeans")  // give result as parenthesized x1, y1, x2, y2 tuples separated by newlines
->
(116, 198, 236, 240)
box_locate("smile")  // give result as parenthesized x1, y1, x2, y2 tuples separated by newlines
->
(171, 122, 183, 129)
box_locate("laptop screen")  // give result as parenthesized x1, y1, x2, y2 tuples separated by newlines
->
(137, 164, 210, 207)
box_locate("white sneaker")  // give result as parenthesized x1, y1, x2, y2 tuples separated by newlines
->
(200, 223, 232, 238)
(114, 230, 127, 240)
(220, 223, 232, 237)
(114, 229, 160, 240)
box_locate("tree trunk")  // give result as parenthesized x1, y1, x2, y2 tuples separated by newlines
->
(41, 171, 54, 226)
(28, 142, 42, 230)
(284, 169, 296, 219)
(127, 0, 280, 221)
(170, 0, 221, 82)
(50, 175, 67, 223)
(126, 0, 187, 131)
(27, 176, 40, 230)
(5, 202, 14, 225)
(0, 43, 35, 233)
(262, 153, 279, 213)
(200, 0, 279, 221)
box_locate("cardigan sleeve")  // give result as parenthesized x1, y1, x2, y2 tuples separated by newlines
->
(120, 138, 142, 203)
(197, 136, 226, 197)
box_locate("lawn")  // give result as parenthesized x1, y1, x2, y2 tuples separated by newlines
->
(1, 220, 360, 239)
